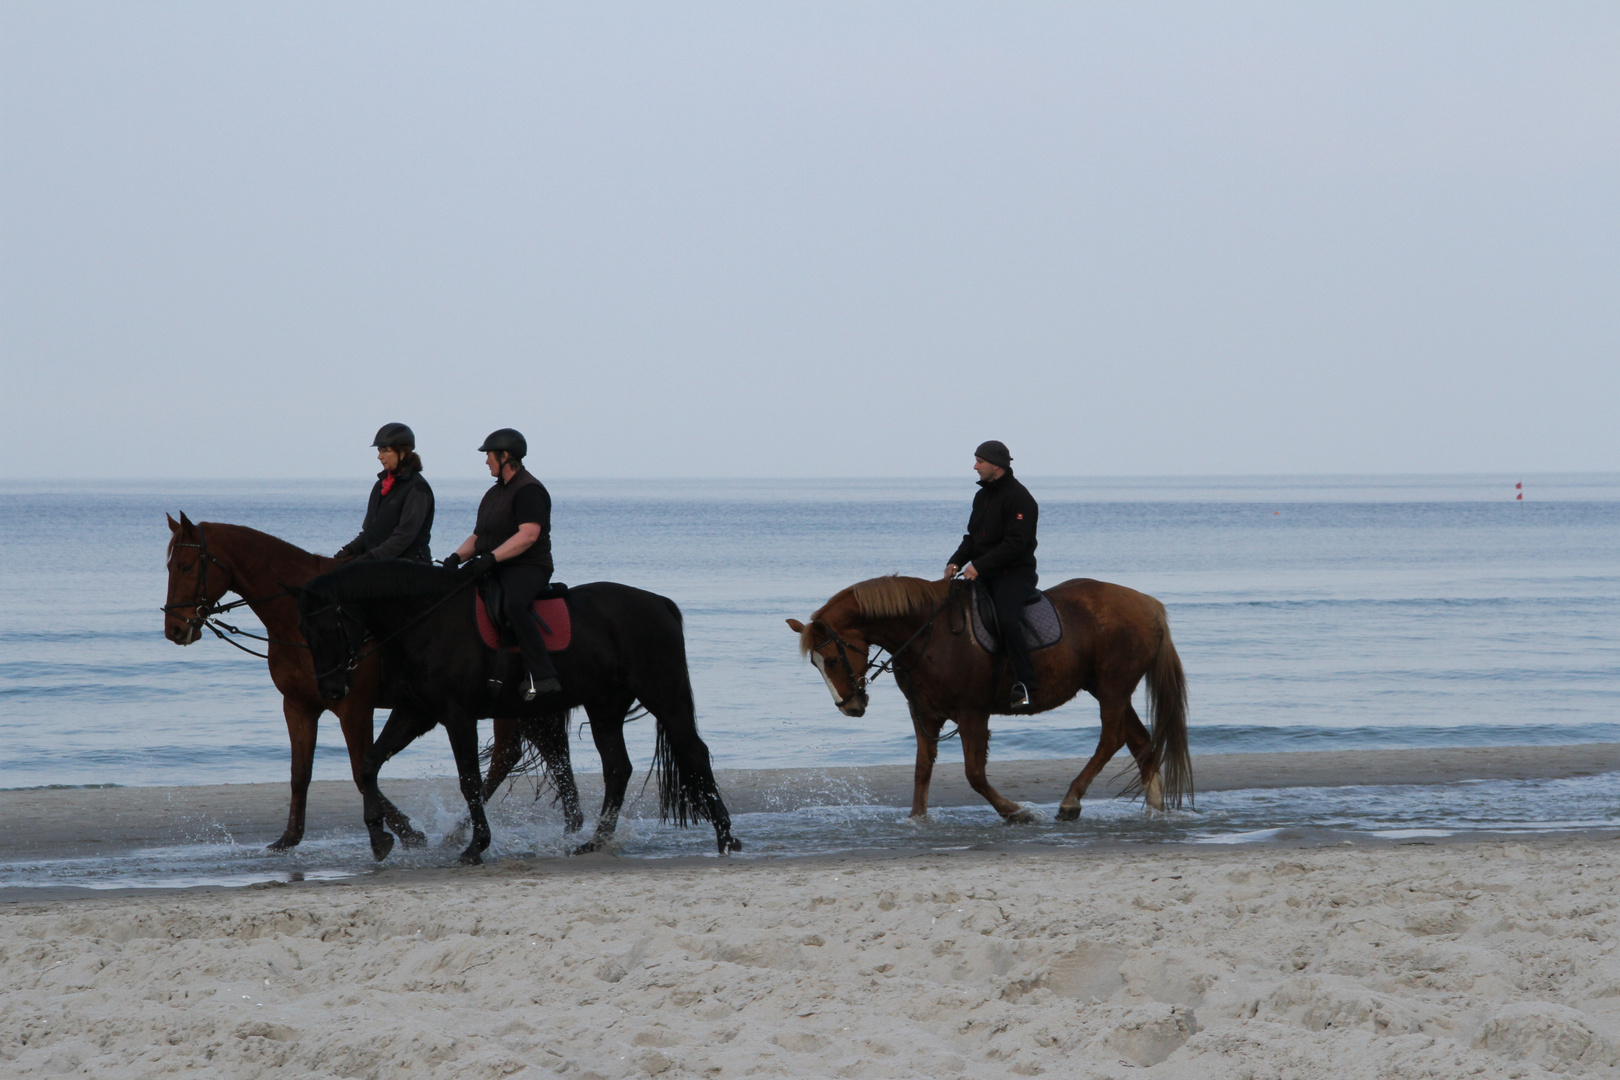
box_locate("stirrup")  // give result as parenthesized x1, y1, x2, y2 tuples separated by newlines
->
(523, 673, 562, 701)
(1009, 682, 1032, 710)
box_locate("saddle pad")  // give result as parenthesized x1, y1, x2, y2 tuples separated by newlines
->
(970, 584, 1063, 654)
(475, 593, 572, 652)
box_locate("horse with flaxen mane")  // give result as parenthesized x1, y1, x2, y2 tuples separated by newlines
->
(162, 514, 580, 851)
(787, 575, 1190, 821)
(291, 559, 739, 864)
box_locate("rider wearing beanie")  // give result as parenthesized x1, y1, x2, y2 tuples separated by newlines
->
(944, 440, 1041, 710)
(335, 422, 435, 563)
(445, 429, 561, 700)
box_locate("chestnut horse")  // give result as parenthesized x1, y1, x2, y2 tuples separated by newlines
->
(162, 514, 582, 850)
(787, 575, 1190, 821)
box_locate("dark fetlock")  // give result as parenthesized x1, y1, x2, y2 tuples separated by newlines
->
(267, 831, 301, 851)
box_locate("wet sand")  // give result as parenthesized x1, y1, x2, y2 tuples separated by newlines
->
(2, 743, 1615, 861)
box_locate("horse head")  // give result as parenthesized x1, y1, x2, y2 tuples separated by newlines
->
(164, 512, 229, 645)
(288, 581, 368, 702)
(787, 600, 871, 717)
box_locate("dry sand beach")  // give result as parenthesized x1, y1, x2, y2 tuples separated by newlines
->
(4, 747, 1620, 1078)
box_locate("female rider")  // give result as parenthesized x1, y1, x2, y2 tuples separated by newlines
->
(335, 422, 435, 563)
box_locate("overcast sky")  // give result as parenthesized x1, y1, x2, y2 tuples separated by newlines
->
(2, 3, 1616, 480)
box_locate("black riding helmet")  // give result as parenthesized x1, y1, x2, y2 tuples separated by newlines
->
(479, 428, 527, 459)
(372, 422, 416, 449)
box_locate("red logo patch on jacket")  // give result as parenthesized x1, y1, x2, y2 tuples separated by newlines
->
(1016, 513, 1024, 520)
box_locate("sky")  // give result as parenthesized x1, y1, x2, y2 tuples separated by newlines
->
(2, 2, 1616, 480)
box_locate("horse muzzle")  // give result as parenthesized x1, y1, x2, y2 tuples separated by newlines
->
(166, 622, 202, 646)
(838, 691, 869, 717)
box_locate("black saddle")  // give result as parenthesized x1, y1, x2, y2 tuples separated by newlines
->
(969, 580, 1063, 654)
(478, 576, 568, 644)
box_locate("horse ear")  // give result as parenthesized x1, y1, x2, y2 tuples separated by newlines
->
(179, 511, 195, 532)
(786, 618, 806, 634)
(167, 513, 179, 533)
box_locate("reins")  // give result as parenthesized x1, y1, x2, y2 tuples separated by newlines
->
(810, 580, 963, 728)
(163, 522, 305, 659)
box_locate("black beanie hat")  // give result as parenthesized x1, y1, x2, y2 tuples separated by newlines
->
(974, 440, 1012, 469)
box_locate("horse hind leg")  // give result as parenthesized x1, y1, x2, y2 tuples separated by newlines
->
(642, 688, 740, 854)
(1057, 720, 1125, 822)
(441, 706, 492, 865)
(1115, 697, 1165, 812)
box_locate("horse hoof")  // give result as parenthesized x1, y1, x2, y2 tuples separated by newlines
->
(718, 834, 742, 854)
(1003, 809, 1037, 825)
(565, 814, 585, 835)
(1055, 804, 1081, 822)
(397, 827, 428, 849)
(458, 848, 483, 866)
(572, 839, 605, 856)
(266, 833, 301, 851)
(369, 832, 396, 862)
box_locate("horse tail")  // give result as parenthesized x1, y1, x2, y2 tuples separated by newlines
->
(1145, 604, 1193, 809)
(647, 595, 727, 830)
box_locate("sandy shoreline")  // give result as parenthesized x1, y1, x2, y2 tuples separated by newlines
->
(2, 743, 1615, 862)
(4, 833, 1620, 1077)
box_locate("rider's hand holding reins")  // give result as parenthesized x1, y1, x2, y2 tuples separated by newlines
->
(460, 552, 497, 577)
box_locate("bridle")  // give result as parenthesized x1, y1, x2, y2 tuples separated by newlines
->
(807, 581, 961, 710)
(162, 522, 302, 658)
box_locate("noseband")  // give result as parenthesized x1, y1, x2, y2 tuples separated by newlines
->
(163, 523, 233, 629)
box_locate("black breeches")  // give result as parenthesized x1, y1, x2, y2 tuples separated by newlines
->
(988, 571, 1039, 687)
(496, 563, 558, 681)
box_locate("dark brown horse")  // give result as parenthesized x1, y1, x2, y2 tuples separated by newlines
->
(162, 514, 583, 850)
(787, 575, 1191, 821)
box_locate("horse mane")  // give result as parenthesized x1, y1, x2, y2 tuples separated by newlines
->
(309, 559, 463, 602)
(800, 575, 941, 655)
(851, 575, 941, 620)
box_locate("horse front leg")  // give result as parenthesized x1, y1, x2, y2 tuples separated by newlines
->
(909, 702, 945, 818)
(270, 697, 319, 850)
(358, 707, 437, 861)
(1058, 713, 1123, 822)
(958, 712, 1033, 823)
(443, 707, 492, 865)
(336, 698, 425, 848)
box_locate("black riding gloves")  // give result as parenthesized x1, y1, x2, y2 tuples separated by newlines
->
(441, 553, 462, 572)
(462, 552, 497, 577)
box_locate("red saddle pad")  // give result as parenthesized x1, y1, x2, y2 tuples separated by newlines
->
(475, 593, 572, 652)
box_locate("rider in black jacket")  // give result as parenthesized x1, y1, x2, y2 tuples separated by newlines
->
(945, 440, 1040, 710)
(336, 422, 435, 563)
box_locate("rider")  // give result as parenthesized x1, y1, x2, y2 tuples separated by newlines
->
(443, 428, 561, 700)
(335, 422, 435, 563)
(944, 440, 1041, 711)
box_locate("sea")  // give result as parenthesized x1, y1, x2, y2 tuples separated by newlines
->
(2, 473, 1618, 890)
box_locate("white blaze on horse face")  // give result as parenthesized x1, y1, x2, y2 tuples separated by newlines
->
(809, 650, 844, 705)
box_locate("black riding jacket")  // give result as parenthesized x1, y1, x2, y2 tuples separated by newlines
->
(948, 470, 1038, 578)
(337, 466, 434, 563)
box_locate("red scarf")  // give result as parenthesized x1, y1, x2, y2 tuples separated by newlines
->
(380, 472, 397, 497)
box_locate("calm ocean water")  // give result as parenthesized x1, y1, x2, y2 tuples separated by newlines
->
(2, 473, 1618, 888)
